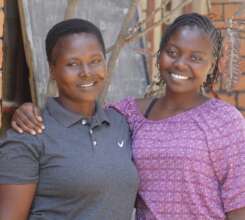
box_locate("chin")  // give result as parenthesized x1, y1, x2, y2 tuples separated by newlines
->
(79, 94, 100, 102)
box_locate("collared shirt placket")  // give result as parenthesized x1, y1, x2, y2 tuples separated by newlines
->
(81, 119, 97, 150)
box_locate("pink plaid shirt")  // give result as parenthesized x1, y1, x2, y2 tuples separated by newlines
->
(111, 97, 245, 220)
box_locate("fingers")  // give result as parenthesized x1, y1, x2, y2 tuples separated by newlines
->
(11, 103, 45, 135)
(12, 109, 39, 135)
(32, 106, 44, 128)
(19, 109, 43, 134)
(12, 116, 37, 135)
(11, 120, 23, 134)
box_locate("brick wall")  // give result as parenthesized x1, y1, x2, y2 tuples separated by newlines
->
(210, 0, 245, 116)
(0, 0, 4, 127)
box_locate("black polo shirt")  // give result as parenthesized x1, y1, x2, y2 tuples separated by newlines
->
(0, 97, 139, 220)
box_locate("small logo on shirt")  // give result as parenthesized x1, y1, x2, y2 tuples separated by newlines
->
(117, 140, 124, 148)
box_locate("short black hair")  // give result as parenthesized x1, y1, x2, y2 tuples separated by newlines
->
(158, 13, 223, 92)
(45, 18, 106, 63)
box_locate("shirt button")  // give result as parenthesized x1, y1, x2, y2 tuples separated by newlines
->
(92, 140, 97, 146)
(81, 119, 87, 125)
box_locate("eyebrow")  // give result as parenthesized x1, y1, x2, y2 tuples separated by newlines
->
(90, 53, 104, 57)
(166, 43, 209, 55)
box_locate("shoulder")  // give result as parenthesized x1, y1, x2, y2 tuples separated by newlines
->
(107, 97, 152, 130)
(203, 98, 244, 123)
(107, 97, 137, 116)
(197, 99, 245, 144)
(1, 128, 41, 145)
(1, 128, 43, 150)
(0, 129, 43, 162)
(108, 97, 135, 108)
(106, 107, 128, 123)
(108, 96, 154, 114)
(104, 107, 131, 134)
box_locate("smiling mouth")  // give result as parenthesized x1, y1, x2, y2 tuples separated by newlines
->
(170, 73, 190, 80)
(78, 82, 96, 88)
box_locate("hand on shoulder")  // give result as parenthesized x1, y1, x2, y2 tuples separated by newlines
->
(11, 102, 44, 135)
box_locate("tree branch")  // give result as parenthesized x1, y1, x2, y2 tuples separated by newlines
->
(128, 0, 170, 36)
(100, 0, 139, 102)
(64, 0, 79, 19)
(125, 0, 192, 43)
(106, 0, 192, 54)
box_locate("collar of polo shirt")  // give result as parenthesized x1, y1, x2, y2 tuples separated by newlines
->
(46, 97, 111, 128)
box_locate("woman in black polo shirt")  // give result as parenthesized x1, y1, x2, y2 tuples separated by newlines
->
(0, 19, 138, 220)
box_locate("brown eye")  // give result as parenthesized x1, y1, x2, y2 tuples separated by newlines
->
(67, 62, 79, 67)
(191, 55, 203, 63)
(93, 58, 102, 63)
(166, 48, 178, 58)
(92, 59, 99, 64)
(90, 58, 103, 66)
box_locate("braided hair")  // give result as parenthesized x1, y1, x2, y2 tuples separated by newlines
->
(158, 13, 223, 94)
(45, 18, 106, 64)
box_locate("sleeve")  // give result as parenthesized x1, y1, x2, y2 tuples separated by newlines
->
(108, 97, 139, 132)
(209, 107, 245, 212)
(107, 97, 132, 116)
(0, 129, 41, 184)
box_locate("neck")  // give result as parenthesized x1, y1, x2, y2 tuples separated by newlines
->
(159, 90, 207, 111)
(57, 98, 96, 118)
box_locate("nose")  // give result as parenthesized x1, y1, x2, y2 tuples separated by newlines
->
(79, 64, 91, 77)
(173, 56, 188, 71)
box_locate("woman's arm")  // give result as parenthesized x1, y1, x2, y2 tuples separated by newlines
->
(11, 103, 44, 135)
(0, 183, 37, 220)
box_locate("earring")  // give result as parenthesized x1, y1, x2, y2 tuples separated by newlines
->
(154, 70, 161, 83)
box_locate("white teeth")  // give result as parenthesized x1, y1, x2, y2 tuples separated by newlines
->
(78, 82, 95, 88)
(170, 73, 189, 80)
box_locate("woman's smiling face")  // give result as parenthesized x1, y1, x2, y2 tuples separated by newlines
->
(159, 25, 214, 95)
(50, 32, 107, 109)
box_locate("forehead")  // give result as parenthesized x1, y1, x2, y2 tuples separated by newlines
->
(167, 26, 213, 52)
(53, 33, 103, 56)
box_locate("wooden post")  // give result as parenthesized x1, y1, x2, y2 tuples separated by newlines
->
(64, 0, 79, 19)
(17, 0, 38, 105)
(192, 0, 210, 15)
